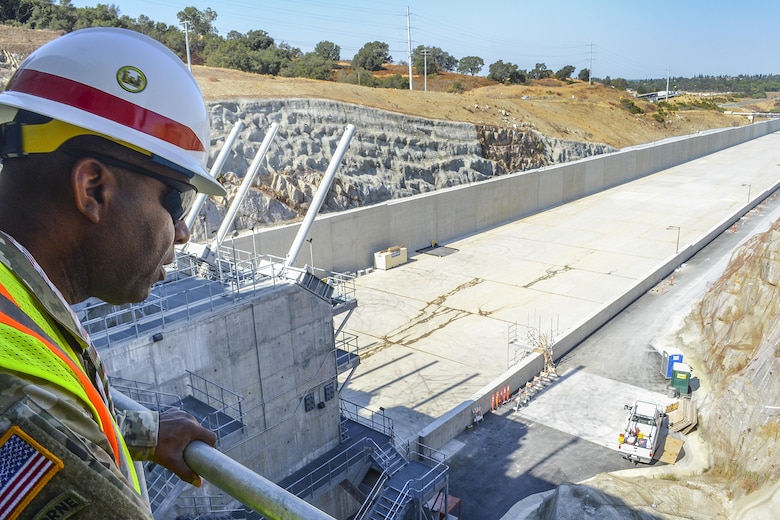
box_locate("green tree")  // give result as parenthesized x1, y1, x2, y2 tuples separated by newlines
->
(612, 77, 628, 90)
(277, 41, 302, 61)
(72, 3, 121, 30)
(176, 6, 217, 35)
(379, 74, 409, 89)
(529, 63, 552, 80)
(282, 52, 333, 80)
(352, 41, 391, 71)
(412, 45, 456, 75)
(336, 67, 379, 87)
(578, 68, 590, 81)
(554, 65, 575, 81)
(487, 60, 525, 84)
(0, 0, 32, 24)
(457, 56, 484, 75)
(314, 40, 340, 61)
(244, 29, 274, 50)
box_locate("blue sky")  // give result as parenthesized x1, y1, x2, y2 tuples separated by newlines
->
(71, 0, 779, 79)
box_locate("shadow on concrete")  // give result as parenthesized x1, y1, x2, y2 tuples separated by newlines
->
(446, 402, 641, 519)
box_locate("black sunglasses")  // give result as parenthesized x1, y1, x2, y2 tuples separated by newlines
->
(64, 150, 196, 221)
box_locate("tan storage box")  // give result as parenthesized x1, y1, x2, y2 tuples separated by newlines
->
(374, 246, 407, 270)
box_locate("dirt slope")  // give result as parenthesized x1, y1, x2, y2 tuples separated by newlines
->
(194, 65, 749, 150)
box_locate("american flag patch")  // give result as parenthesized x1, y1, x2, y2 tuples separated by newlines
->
(0, 426, 63, 520)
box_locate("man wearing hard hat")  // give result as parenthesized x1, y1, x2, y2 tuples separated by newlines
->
(0, 28, 223, 518)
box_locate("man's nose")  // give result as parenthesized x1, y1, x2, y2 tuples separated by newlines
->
(174, 219, 190, 245)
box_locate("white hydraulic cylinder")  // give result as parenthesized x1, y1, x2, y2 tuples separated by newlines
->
(184, 119, 244, 230)
(213, 122, 280, 252)
(284, 124, 356, 269)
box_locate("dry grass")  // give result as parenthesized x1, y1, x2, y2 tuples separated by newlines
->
(194, 64, 749, 149)
(0, 25, 62, 56)
(0, 26, 754, 150)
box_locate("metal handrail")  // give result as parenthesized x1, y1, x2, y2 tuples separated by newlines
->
(112, 391, 336, 520)
(284, 435, 384, 498)
(354, 470, 390, 520)
(340, 399, 394, 438)
(372, 442, 448, 520)
(184, 441, 335, 520)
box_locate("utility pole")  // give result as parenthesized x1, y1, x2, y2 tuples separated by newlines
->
(181, 20, 192, 71)
(589, 43, 593, 85)
(422, 48, 429, 92)
(665, 67, 670, 101)
(407, 7, 413, 91)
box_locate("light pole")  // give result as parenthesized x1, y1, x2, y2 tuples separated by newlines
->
(741, 183, 751, 204)
(666, 226, 681, 254)
(180, 21, 192, 71)
(306, 238, 314, 273)
(422, 48, 429, 92)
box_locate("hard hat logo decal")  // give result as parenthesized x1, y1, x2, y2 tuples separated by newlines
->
(117, 66, 147, 93)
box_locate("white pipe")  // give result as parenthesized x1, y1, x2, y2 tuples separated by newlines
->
(284, 124, 356, 269)
(184, 120, 245, 230)
(213, 122, 279, 252)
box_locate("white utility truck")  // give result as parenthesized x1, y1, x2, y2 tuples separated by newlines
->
(617, 400, 664, 464)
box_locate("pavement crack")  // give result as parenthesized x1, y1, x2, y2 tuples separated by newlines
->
(431, 277, 484, 306)
(385, 277, 484, 347)
(524, 265, 573, 289)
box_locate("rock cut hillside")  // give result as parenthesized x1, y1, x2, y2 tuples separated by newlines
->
(190, 65, 756, 236)
(203, 98, 614, 236)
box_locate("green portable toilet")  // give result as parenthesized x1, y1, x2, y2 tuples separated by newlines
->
(672, 362, 691, 396)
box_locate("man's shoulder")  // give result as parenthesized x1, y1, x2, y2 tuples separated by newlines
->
(0, 385, 153, 519)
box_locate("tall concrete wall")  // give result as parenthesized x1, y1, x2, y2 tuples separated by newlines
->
(102, 283, 341, 485)
(235, 120, 780, 275)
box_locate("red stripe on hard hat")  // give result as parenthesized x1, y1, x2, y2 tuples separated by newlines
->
(7, 68, 205, 152)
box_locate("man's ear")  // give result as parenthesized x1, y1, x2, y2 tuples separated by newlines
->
(71, 158, 114, 224)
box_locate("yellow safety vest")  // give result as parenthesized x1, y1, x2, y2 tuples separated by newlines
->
(0, 265, 142, 494)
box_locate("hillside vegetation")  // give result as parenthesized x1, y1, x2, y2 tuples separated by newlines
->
(1, 25, 775, 151)
(193, 64, 762, 150)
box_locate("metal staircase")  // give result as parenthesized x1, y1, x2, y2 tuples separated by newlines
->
(109, 374, 245, 517)
(357, 443, 449, 520)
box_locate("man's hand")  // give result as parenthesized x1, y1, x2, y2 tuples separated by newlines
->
(153, 409, 217, 486)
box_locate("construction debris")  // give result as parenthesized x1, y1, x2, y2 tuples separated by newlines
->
(667, 398, 698, 434)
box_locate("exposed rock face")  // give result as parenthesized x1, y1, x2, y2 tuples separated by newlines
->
(527, 477, 729, 520)
(477, 125, 614, 174)
(202, 99, 615, 238)
(682, 219, 780, 495)
(523, 218, 780, 519)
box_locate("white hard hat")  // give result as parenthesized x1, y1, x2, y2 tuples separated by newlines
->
(0, 27, 225, 196)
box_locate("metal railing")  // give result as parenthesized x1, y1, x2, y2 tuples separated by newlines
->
(108, 376, 182, 412)
(335, 331, 359, 368)
(353, 469, 390, 520)
(285, 436, 385, 499)
(340, 399, 394, 439)
(187, 369, 245, 440)
(77, 245, 355, 348)
(375, 443, 448, 520)
(112, 391, 336, 520)
(177, 493, 249, 519)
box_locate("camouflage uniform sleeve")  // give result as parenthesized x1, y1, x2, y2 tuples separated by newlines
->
(116, 408, 159, 461)
(0, 373, 154, 519)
